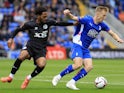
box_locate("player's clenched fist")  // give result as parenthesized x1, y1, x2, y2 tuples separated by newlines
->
(63, 9, 71, 15)
(7, 38, 13, 48)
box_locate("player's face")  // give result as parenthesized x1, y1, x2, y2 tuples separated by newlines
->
(40, 12, 48, 22)
(95, 10, 107, 23)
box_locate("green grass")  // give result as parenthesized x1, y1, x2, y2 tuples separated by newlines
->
(0, 59, 124, 93)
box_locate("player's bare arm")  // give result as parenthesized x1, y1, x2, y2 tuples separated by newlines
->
(63, 9, 79, 21)
(108, 30, 124, 43)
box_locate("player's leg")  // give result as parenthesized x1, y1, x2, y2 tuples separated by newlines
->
(0, 50, 30, 83)
(52, 44, 83, 86)
(66, 58, 93, 90)
(65, 57, 84, 90)
(72, 58, 93, 81)
(29, 57, 46, 79)
(66, 48, 93, 90)
(52, 57, 83, 86)
(21, 57, 46, 89)
(21, 47, 47, 89)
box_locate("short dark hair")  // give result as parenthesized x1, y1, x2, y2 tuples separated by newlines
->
(35, 6, 47, 15)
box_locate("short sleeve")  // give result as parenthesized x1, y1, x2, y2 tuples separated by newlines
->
(78, 15, 91, 24)
(21, 22, 32, 30)
(101, 22, 110, 32)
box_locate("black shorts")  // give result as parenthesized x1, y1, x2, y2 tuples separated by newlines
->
(22, 44, 46, 61)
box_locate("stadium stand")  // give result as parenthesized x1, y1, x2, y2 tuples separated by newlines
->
(0, 0, 124, 58)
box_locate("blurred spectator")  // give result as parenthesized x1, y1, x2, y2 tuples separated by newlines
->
(13, 0, 21, 8)
(118, 11, 124, 23)
(14, 32, 28, 50)
(84, 0, 124, 23)
(4, 0, 11, 8)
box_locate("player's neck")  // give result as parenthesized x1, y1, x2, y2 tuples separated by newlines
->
(36, 19, 40, 24)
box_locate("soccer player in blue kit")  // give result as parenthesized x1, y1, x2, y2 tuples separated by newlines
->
(52, 6, 124, 90)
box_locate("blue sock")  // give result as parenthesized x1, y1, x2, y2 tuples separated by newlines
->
(73, 68, 87, 81)
(60, 65, 74, 77)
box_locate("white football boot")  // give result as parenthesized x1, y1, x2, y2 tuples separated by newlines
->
(52, 74, 61, 86)
(66, 79, 79, 90)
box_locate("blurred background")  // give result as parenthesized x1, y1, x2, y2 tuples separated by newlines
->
(0, 0, 124, 59)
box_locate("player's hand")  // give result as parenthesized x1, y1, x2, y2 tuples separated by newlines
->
(63, 9, 71, 15)
(73, 21, 79, 26)
(117, 39, 124, 43)
(7, 38, 14, 48)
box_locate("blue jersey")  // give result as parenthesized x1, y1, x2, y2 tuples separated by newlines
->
(73, 15, 110, 48)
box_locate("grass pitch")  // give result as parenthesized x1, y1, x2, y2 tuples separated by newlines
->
(0, 59, 124, 93)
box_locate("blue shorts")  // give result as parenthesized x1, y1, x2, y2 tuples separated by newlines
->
(71, 43, 91, 59)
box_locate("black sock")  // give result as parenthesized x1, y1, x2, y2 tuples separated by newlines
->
(31, 66, 44, 78)
(11, 58, 22, 74)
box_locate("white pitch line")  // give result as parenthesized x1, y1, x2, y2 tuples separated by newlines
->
(15, 78, 124, 86)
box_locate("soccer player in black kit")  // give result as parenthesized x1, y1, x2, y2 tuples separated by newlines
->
(0, 6, 75, 89)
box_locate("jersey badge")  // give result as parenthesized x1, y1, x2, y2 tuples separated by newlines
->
(43, 24, 48, 29)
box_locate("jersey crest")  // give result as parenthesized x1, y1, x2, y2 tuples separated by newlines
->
(87, 29, 98, 38)
(43, 24, 48, 29)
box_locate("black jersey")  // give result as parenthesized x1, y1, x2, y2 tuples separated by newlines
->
(11, 19, 73, 49)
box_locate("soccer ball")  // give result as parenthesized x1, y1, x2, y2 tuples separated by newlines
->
(94, 76, 107, 89)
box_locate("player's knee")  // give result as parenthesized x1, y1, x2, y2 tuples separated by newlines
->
(18, 54, 29, 61)
(37, 61, 46, 68)
(18, 56, 25, 61)
(74, 63, 82, 69)
(86, 65, 93, 72)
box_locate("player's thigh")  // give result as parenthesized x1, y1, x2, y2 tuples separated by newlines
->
(18, 50, 30, 60)
(35, 57, 46, 67)
(83, 58, 93, 72)
(73, 57, 83, 67)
